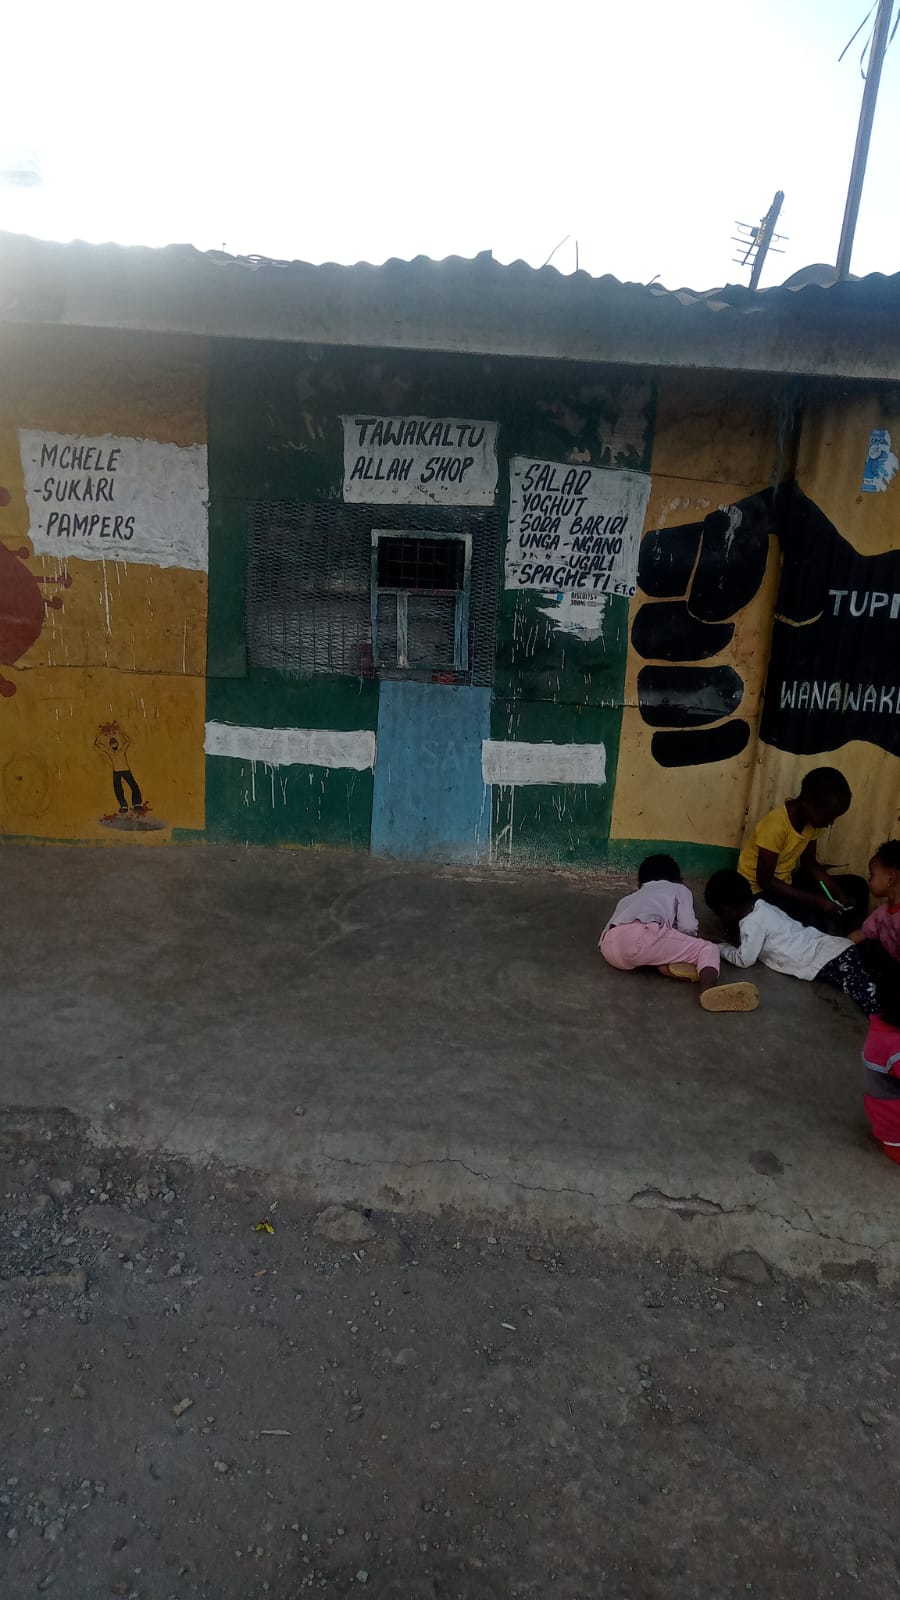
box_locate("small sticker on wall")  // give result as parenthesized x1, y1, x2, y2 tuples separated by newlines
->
(537, 590, 609, 642)
(862, 429, 899, 494)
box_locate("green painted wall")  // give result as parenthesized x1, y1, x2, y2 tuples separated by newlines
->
(490, 379, 654, 864)
(206, 341, 655, 861)
(206, 344, 378, 847)
(205, 674, 377, 846)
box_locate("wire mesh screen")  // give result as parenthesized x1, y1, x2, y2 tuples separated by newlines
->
(246, 500, 501, 685)
(246, 502, 372, 677)
(462, 509, 502, 687)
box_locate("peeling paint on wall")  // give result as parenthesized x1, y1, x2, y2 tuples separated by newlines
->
(482, 740, 607, 786)
(204, 721, 376, 771)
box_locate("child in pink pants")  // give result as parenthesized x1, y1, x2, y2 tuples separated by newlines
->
(600, 854, 758, 1013)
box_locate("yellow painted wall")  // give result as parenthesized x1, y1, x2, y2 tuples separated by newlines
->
(610, 371, 793, 854)
(611, 374, 900, 878)
(0, 327, 208, 844)
(747, 388, 900, 876)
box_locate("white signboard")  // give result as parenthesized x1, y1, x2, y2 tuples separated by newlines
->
(505, 457, 651, 600)
(18, 430, 209, 571)
(342, 415, 498, 505)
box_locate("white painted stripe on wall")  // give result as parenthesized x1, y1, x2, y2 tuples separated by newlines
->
(481, 740, 606, 787)
(204, 722, 376, 772)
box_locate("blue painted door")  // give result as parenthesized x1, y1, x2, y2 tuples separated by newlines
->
(370, 681, 491, 861)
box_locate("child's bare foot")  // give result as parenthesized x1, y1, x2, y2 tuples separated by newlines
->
(700, 981, 759, 1013)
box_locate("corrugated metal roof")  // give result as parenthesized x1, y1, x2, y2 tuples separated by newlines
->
(1, 231, 899, 380)
(193, 241, 900, 310)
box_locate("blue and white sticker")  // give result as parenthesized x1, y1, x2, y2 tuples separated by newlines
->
(862, 428, 899, 494)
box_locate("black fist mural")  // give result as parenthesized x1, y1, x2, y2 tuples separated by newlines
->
(633, 490, 774, 767)
(761, 487, 900, 758)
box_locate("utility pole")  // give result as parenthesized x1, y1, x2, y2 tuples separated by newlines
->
(836, 0, 895, 279)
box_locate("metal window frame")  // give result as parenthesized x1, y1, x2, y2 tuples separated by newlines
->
(371, 529, 472, 673)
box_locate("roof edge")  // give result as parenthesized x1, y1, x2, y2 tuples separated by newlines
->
(2, 231, 900, 382)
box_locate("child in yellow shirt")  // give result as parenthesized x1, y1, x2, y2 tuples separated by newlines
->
(738, 767, 867, 935)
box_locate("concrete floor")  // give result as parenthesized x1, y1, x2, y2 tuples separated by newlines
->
(2, 842, 898, 1279)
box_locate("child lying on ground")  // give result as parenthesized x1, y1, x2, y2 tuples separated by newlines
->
(705, 869, 881, 1014)
(600, 854, 758, 1013)
(737, 766, 867, 935)
(850, 840, 900, 963)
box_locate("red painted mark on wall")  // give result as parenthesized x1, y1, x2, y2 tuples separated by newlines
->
(0, 485, 72, 695)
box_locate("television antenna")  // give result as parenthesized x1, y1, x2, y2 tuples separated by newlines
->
(732, 191, 786, 289)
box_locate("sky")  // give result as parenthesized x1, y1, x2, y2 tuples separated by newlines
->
(1, 0, 898, 291)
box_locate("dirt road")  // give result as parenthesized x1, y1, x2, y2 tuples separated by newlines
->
(1, 1137, 897, 1599)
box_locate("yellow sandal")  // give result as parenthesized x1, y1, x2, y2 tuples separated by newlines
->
(700, 981, 759, 1013)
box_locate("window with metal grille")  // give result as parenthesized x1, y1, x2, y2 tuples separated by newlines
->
(372, 531, 469, 673)
(246, 501, 501, 685)
(376, 536, 465, 592)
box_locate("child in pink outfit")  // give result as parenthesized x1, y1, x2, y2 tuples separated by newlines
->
(862, 1011, 900, 1162)
(851, 840, 900, 963)
(859, 955, 900, 1164)
(600, 854, 758, 1013)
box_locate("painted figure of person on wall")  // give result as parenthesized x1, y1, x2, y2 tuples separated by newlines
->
(94, 721, 144, 816)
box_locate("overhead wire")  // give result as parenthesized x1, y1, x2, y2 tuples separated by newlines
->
(839, 5, 875, 65)
(839, 1, 899, 77)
